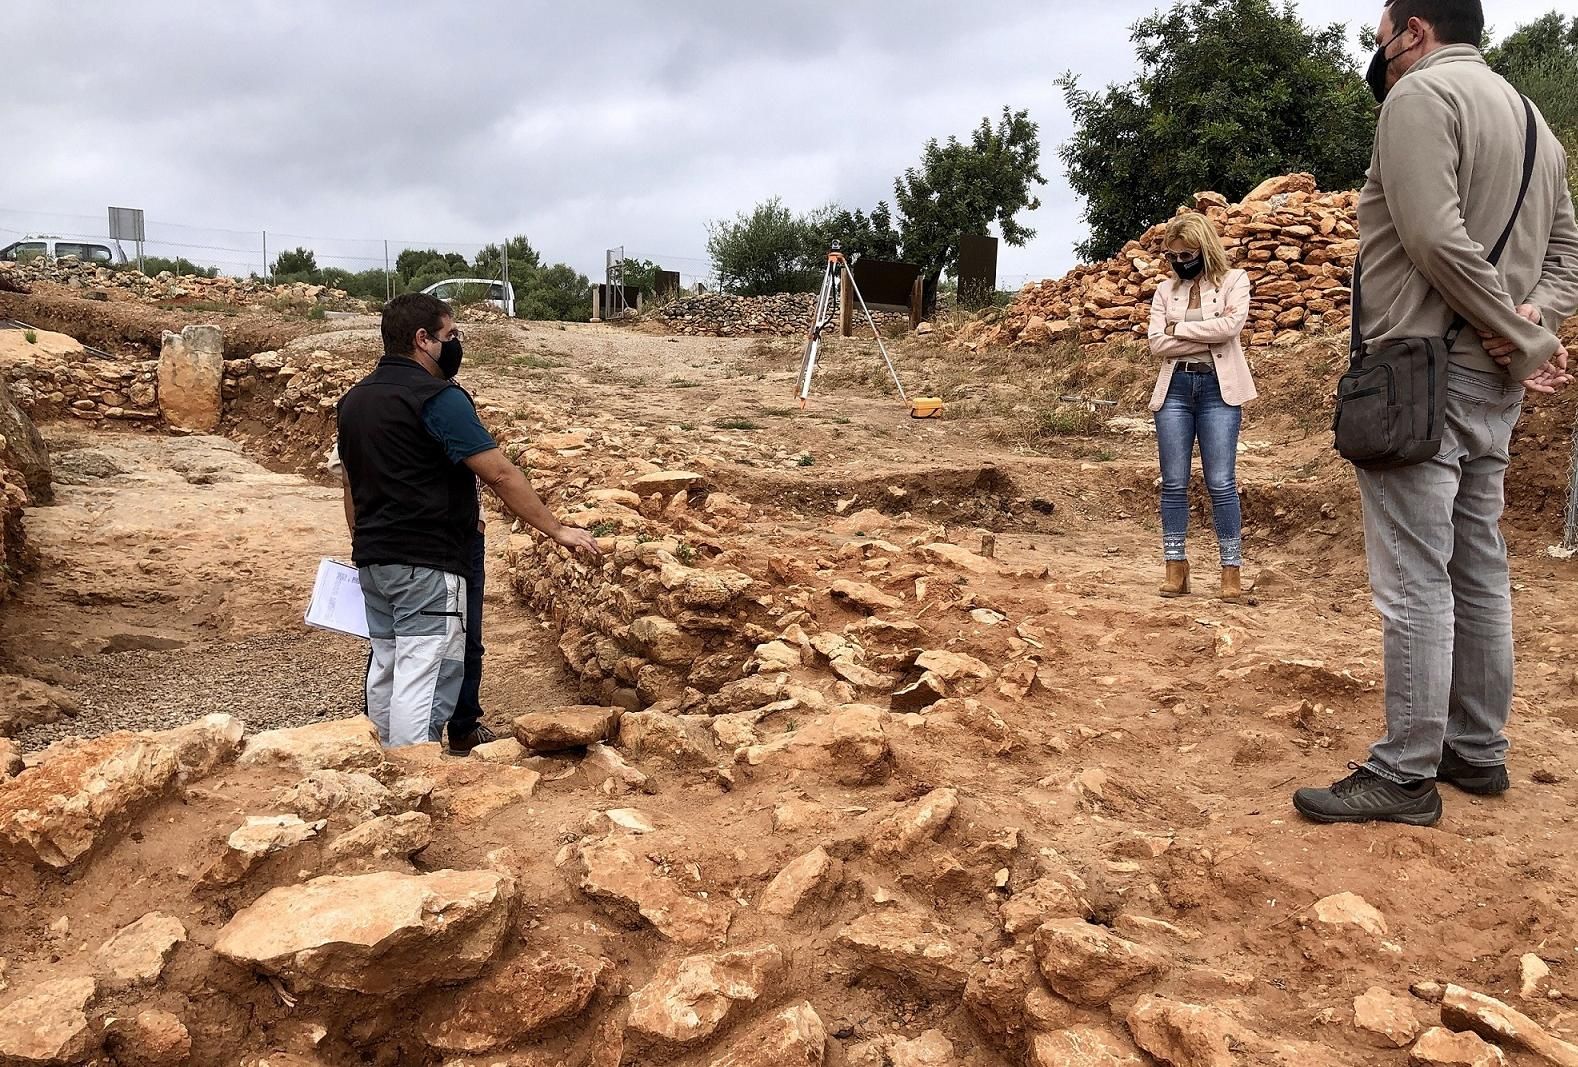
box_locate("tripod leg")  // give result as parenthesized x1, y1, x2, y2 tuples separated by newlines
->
(796, 262, 836, 402)
(843, 266, 909, 403)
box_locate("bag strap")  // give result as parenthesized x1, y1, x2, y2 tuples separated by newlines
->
(1444, 94, 1538, 349)
(1351, 93, 1538, 363)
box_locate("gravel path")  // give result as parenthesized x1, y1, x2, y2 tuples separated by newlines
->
(13, 630, 366, 752)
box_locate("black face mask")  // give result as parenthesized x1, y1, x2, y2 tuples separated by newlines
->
(1366, 28, 1411, 103)
(1170, 254, 1205, 280)
(437, 336, 464, 378)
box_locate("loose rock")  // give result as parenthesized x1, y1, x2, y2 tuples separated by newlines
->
(1409, 1027, 1508, 1066)
(105, 1008, 191, 1067)
(1034, 918, 1169, 1007)
(578, 836, 732, 945)
(759, 846, 837, 917)
(514, 705, 621, 752)
(0, 975, 98, 1065)
(706, 1001, 826, 1067)
(627, 944, 785, 1044)
(869, 787, 958, 857)
(239, 717, 383, 774)
(1125, 995, 1238, 1067)
(1032, 1026, 1147, 1066)
(1354, 986, 1420, 1048)
(417, 950, 605, 1053)
(96, 912, 187, 985)
(836, 909, 969, 994)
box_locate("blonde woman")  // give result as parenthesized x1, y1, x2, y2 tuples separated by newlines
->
(1146, 212, 1257, 601)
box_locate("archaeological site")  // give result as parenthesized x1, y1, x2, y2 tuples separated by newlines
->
(1, 174, 1577, 1067)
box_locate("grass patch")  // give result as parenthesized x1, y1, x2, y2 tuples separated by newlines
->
(1034, 407, 1102, 437)
(1090, 448, 1117, 462)
(760, 406, 797, 417)
(676, 541, 696, 565)
(588, 520, 619, 537)
(669, 377, 703, 388)
(23, 329, 37, 345)
(511, 352, 565, 370)
(678, 421, 696, 431)
(797, 454, 815, 467)
(307, 306, 327, 321)
(715, 417, 762, 431)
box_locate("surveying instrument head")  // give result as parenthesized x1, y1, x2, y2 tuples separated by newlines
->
(794, 240, 943, 419)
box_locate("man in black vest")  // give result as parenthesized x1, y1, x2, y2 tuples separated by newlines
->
(337, 293, 598, 748)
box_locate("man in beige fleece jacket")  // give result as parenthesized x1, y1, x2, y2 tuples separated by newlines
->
(1294, 0, 1578, 826)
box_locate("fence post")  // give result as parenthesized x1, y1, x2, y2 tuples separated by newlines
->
(501, 238, 511, 317)
(1562, 418, 1578, 553)
(384, 240, 391, 302)
(262, 230, 269, 282)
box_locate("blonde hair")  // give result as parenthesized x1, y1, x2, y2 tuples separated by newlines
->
(1164, 212, 1231, 286)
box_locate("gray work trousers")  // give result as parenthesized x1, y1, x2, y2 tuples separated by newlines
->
(359, 564, 466, 748)
(1357, 365, 1525, 783)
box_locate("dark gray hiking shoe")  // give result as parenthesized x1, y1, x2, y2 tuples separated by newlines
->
(1436, 745, 1509, 796)
(1292, 764, 1442, 826)
(448, 723, 499, 757)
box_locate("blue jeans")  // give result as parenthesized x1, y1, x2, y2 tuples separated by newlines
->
(449, 530, 487, 739)
(1154, 367, 1243, 567)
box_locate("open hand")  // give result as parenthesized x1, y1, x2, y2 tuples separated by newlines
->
(1477, 304, 1542, 360)
(1521, 344, 1572, 395)
(552, 525, 603, 556)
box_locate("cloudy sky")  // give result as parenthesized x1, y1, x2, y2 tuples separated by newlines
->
(3, 0, 1561, 288)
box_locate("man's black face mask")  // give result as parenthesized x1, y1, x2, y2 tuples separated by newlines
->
(438, 336, 464, 378)
(1367, 27, 1412, 104)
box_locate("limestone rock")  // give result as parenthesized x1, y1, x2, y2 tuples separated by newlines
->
(0, 738, 21, 779)
(1409, 1027, 1508, 1066)
(1125, 996, 1237, 1067)
(918, 542, 993, 573)
(660, 562, 753, 609)
(1440, 983, 1578, 1066)
(739, 704, 892, 785)
(324, 811, 432, 869)
(153, 713, 245, 781)
(514, 706, 620, 752)
(1521, 954, 1552, 1000)
(870, 787, 957, 857)
(470, 737, 526, 763)
(0, 976, 98, 1065)
(836, 910, 969, 994)
(278, 769, 392, 824)
(891, 672, 948, 712)
(0, 734, 180, 869)
(1032, 1026, 1147, 1066)
(759, 846, 836, 917)
(887, 1029, 954, 1067)
(95, 912, 187, 985)
(619, 710, 720, 767)
(434, 764, 540, 821)
(707, 1001, 826, 1067)
(914, 650, 994, 683)
(1034, 919, 1169, 1007)
(585, 742, 651, 793)
(105, 1008, 191, 1067)
(1309, 891, 1387, 937)
(158, 324, 224, 432)
(1001, 875, 1090, 936)
(631, 470, 703, 496)
(630, 615, 704, 666)
(1354, 986, 1420, 1048)
(830, 579, 902, 613)
(578, 836, 731, 945)
(751, 640, 803, 673)
(239, 717, 383, 774)
(418, 950, 604, 1053)
(963, 948, 1036, 1051)
(202, 814, 325, 886)
(627, 944, 785, 1044)
(214, 869, 516, 994)
(0, 376, 52, 504)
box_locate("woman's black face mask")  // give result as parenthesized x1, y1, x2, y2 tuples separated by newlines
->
(1166, 251, 1205, 280)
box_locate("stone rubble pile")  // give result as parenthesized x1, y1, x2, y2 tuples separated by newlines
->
(962, 173, 1359, 352)
(644, 292, 910, 337)
(0, 258, 367, 311)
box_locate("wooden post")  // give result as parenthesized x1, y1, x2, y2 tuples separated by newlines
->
(840, 271, 853, 337)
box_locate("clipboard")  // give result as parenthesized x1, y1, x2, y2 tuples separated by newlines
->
(304, 558, 371, 640)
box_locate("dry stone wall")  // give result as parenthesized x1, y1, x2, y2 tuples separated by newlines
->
(0, 259, 366, 312)
(644, 292, 911, 337)
(967, 173, 1359, 351)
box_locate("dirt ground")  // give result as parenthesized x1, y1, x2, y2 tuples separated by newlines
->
(2, 312, 1578, 1065)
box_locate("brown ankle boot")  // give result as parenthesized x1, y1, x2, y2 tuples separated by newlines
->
(1159, 560, 1190, 597)
(1220, 565, 1242, 602)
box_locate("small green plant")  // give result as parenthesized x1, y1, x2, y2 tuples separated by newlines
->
(678, 421, 696, 431)
(307, 306, 327, 321)
(760, 406, 796, 417)
(1091, 448, 1116, 462)
(676, 541, 697, 565)
(715, 418, 762, 431)
(797, 454, 814, 467)
(588, 520, 619, 538)
(635, 533, 657, 544)
(1034, 407, 1099, 437)
(23, 329, 37, 345)
(669, 377, 702, 388)
(784, 717, 800, 732)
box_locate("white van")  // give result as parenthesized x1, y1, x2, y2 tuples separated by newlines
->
(0, 234, 127, 266)
(422, 278, 515, 317)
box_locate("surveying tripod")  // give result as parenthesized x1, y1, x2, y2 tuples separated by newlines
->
(794, 243, 941, 416)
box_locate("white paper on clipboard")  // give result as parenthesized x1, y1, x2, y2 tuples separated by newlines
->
(305, 559, 370, 640)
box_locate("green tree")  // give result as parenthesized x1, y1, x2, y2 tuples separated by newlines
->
(271, 246, 319, 279)
(1058, 0, 1374, 262)
(394, 248, 469, 280)
(616, 257, 663, 298)
(517, 262, 591, 322)
(804, 201, 903, 262)
(1488, 12, 1578, 202)
(706, 197, 819, 295)
(892, 107, 1045, 281)
(125, 256, 218, 278)
(474, 235, 542, 280)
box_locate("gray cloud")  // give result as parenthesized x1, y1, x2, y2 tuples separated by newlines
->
(4, 0, 1562, 287)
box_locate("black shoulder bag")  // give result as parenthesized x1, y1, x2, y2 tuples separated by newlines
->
(1333, 94, 1537, 470)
